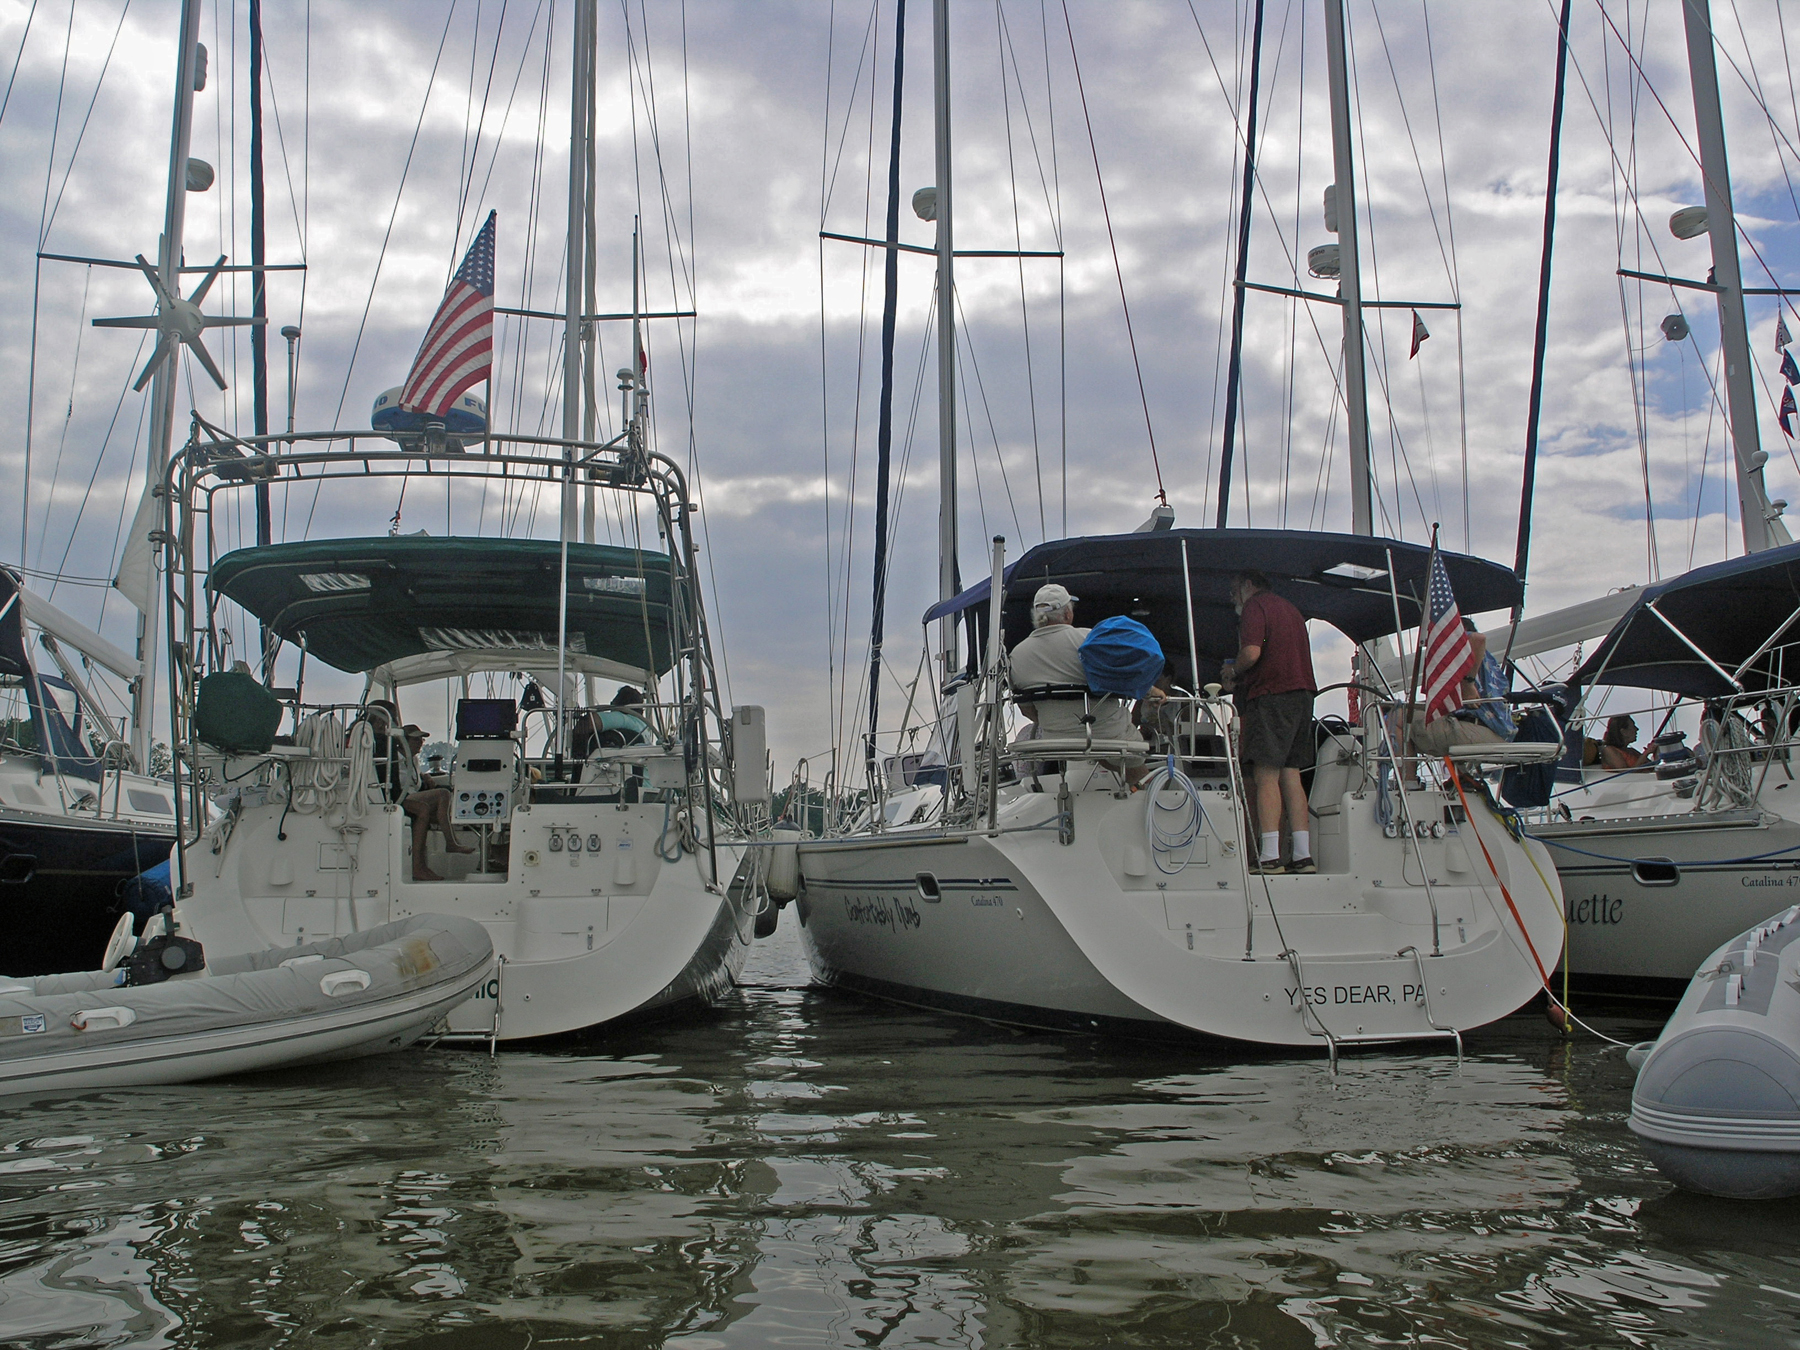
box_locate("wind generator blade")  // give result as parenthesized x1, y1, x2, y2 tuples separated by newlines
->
(188, 336, 229, 390)
(133, 254, 176, 308)
(131, 333, 176, 391)
(91, 315, 162, 328)
(202, 316, 267, 328)
(185, 254, 228, 306)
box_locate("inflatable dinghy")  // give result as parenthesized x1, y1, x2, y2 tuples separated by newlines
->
(1629, 903, 1800, 1198)
(0, 913, 493, 1099)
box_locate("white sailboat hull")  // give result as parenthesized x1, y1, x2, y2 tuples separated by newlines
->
(1537, 802, 1800, 993)
(797, 769, 1565, 1048)
(184, 786, 749, 1042)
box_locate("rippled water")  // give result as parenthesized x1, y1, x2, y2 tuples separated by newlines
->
(0, 924, 1795, 1348)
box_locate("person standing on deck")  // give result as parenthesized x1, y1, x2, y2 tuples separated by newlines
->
(1221, 571, 1317, 875)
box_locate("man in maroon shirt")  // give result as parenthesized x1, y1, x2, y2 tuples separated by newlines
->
(1222, 571, 1317, 874)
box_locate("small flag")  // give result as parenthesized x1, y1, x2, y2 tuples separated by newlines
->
(1409, 310, 1431, 360)
(1779, 312, 1792, 352)
(1782, 386, 1797, 439)
(1421, 550, 1475, 725)
(400, 210, 496, 416)
(1782, 350, 1799, 385)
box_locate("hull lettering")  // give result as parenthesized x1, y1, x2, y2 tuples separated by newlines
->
(842, 894, 922, 932)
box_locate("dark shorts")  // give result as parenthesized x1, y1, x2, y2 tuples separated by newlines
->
(1241, 690, 1316, 771)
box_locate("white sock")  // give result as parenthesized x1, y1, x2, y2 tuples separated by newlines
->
(1260, 831, 1280, 862)
(1292, 830, 1310, 861)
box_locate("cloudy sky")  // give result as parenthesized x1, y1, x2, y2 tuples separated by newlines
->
(4, 0, 1799, 770)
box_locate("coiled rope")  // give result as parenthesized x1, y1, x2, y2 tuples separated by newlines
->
(286, 714, 373, 822)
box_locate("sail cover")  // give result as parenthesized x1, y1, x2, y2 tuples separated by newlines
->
(209, 537, 683, 676)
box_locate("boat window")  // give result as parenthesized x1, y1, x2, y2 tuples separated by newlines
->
(127, 790, 173, 816)
(916, 872, 941, 903)
(1632, 858, 1680, 887)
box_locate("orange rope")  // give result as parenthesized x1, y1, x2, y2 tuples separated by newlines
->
(1447, 760, 1561, 1004)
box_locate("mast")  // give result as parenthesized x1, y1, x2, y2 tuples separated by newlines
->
(1323, 0, 1372, 535)
(867, 0, 907, 775)
(249, 0, 270, 549)
(1682, 0, 1791, 553)
(1514, 0, 1574, 599)
(129, 0, 205, 772)
(1214, 0, 1266, 529)
(932, 0, 959, 673)
(249, 0, 274, 686)
(555, 0, 596, 763)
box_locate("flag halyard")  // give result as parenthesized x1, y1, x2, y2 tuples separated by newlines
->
(400, 211, 496, 416)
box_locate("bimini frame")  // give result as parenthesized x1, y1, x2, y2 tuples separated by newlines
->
(154, 414, 733, 893)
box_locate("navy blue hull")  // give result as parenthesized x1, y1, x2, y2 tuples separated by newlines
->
(0, 815, 175, 976)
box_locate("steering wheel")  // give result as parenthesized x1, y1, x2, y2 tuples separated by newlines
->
(101, 912, 137, 971)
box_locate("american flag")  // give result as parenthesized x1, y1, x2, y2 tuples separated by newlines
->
(400, 211, 496, 415)
(1420, 550, 1475, 724)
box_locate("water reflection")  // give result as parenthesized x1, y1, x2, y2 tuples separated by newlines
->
(0, 926, 1795, 1347)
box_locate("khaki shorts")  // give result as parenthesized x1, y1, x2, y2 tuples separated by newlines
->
(1407, 714, 1505, 757)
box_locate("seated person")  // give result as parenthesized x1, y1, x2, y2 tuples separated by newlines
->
(1134, 669, 1188, 746)
(569, 704, 655, 763)
(397, 723, 477, 881)
(1599, 713, 1646, 771)
(1009, 584, 1136, 744)
(1400, 620, 1516, 756)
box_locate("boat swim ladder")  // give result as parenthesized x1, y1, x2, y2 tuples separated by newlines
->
(1203, 690, 1258, 959)
(1373, 706, 1443, 956)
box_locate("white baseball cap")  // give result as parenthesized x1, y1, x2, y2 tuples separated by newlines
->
(1032, 583, 1076, 613)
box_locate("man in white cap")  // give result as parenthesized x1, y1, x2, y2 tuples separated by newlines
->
(1008, 583, 1135, 742)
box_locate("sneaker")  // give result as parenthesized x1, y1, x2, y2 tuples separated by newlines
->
(1248, 857, 1286, 875)
(1287, 856, 1317, 874)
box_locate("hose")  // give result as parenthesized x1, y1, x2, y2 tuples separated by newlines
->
(1143, 753, 1205, 874)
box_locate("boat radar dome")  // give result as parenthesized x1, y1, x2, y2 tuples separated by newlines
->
(1670, 205, 1710, 240)
(371, 387, 487, 452)
(912, 186, 937, 222)
(1307, 244, 1341, 279)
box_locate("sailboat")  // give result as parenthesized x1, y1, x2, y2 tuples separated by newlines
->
(103, 0, 761, 1042)
(1518, 0, 1800, 996)
(0, 567, 177, 975)
(783, 0, 1567, 1054)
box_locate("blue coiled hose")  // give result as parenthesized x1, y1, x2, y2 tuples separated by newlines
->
(1143, 753, 1206, 873)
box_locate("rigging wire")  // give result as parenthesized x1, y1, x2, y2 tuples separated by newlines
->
(953, 289, 1028, 542)
(995, 0, 1045, 541)
(1058, 0, 1164, 505)
(0, 0, 39, 130)
(47, 328, 151, 600)
(20, 0, 77, 569)
(34, 264, 93, 572)
(303, 0, 461, 535)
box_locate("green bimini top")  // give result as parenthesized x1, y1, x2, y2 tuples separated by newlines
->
(208, 536, 681, 675)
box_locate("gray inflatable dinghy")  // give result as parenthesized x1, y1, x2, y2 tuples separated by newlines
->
(0, 914, 493, 1099)
(1629, 903, 1800, 1198)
